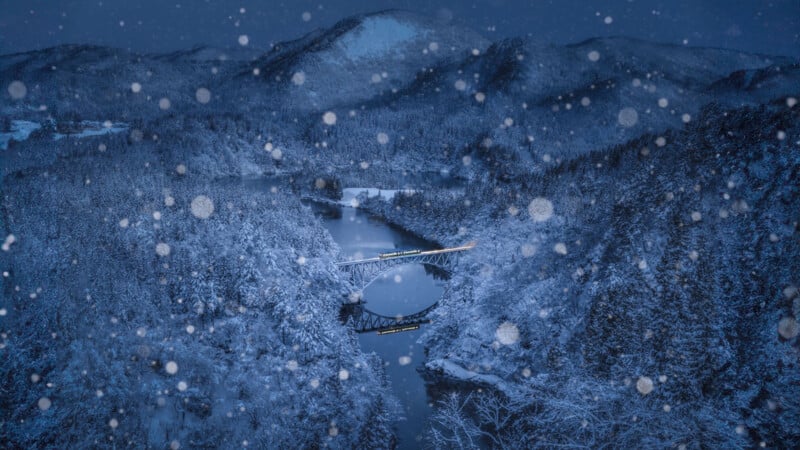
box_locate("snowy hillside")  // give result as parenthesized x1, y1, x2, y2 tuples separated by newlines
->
(2, 9, 799, 449)
(362, 101, 800, 447)
(243, 11, 490, 111)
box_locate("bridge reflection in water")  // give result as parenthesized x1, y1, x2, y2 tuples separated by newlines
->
(336, 243, 474, 334)
(339, 300, 439, 334)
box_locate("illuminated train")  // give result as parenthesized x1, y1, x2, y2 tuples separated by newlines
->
(378, 249, 421, 259)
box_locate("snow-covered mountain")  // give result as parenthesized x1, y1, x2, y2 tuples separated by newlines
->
(2, 9, 798, 449)
(244, 10, 490, 111)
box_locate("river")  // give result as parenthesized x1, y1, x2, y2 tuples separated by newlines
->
(306, 200, 445, 449)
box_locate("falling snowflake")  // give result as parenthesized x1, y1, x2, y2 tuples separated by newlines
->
(158, 98, 171, 110)
(190, 195, 214, 219)
(2, 234, 16, 251)
(165, 361, 178, 375)
(475, 92, 486, 102)
(527, 197, 554, 222)
(286, 360, 299, 371)
(587, 51, 600, 62)
(7, 81, 27, 99)
(109, 418, 119, 429)
(131, 82, 142, 93)
(38, 397, 51, 410)
(322, 111, 337, 125)
(177, 381, 188, 391)
(554, 243, 568, 255)
(636, 376, 654, 394)
(658, 98, 669, 108)
(176, 164, 187, 175)
(398, 356, 412, 366)
(778, 317, 798, 339)
(618, 107, 639, 127)
(454, 79, 466, 91)
(156, 243, 171, 257)
(195, 88, 211, 104)
(291, 72, 306, 86)
(377, 132, 389, 144)
(302, 11, 311, 22)
(338, 369, 350, 380)
(496, 322, 520, 345)
(238, 35, 249, 46)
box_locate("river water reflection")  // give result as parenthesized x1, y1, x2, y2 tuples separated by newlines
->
(307, 201, 445, 449)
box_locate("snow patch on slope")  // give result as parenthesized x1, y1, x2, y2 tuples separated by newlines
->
(426, 359, 522, 399)
(1, 120, 41, 150)
(53, 121, 128, 141)
(336, 16, 421, 61)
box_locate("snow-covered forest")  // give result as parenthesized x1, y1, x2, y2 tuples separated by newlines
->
(2, 6, 799, 449)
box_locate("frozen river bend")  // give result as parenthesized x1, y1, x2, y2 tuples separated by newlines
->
(2, 9, 800, 448)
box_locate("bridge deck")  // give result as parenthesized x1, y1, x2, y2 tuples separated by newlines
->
(336, 242, 475, 266)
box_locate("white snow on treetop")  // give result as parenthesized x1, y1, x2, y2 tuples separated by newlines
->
(336, 16, 421, 61)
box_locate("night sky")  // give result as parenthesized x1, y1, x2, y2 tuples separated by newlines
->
(1, 0, 798, 57)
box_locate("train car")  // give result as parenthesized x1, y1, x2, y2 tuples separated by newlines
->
(378, 249, 421, 259)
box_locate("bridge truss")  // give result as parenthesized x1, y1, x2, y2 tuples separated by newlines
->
(336, 243, 473, 291)
(340, 301, 439, 334)
(335, 243, 474, 334)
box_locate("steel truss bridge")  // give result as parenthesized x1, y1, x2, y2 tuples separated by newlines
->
(336, 243, 475, 334)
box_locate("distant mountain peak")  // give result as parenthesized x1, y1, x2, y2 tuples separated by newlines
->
(334, 13, 424, 62)
(245, 9, 489, 111)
